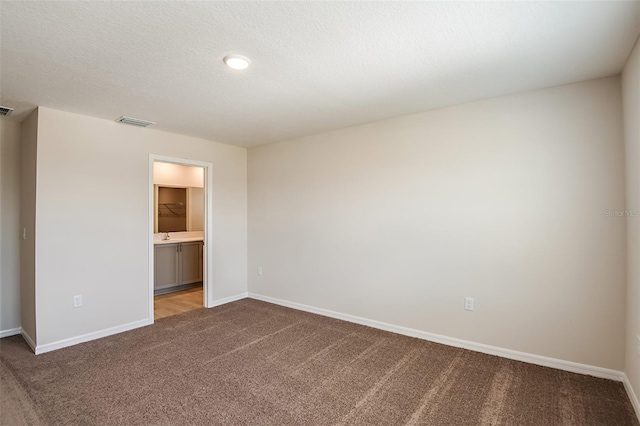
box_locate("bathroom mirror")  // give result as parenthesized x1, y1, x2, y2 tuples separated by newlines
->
(153, 185, 204, 233)
(157, 187, 187, 232)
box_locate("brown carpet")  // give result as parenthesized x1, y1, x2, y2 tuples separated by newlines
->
(0, 298, 637, 425)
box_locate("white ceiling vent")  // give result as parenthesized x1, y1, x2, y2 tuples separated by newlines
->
(116, 116, 156, 127)
(0, 106, 14, 116)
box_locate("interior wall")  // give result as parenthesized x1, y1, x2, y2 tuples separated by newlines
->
(622, 36, 640, 404)
(248, 77, 626, 370)
(34, 107, 247, 347)
(0, 119, 22, 333)
(20, 109, 38, 343)
(188, 187, 204, 232)
(154, 162, 204, 188)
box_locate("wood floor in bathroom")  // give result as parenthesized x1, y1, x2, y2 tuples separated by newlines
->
(154, 286, 203, 320)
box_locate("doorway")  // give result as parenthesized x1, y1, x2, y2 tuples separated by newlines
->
(148, 155, 214, 322)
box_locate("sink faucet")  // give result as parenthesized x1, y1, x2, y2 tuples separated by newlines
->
(164, 232, 170, 240)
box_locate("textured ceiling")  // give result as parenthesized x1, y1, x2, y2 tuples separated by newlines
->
(1, 1, 639, 147)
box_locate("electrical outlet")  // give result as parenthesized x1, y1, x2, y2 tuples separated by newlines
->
(464, 297, 474, 311)
(73, 295, 82, 308)
(22, 228, 26, 240)
(257, 267, 263, 276)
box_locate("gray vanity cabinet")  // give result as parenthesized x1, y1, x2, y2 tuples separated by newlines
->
(154, 243, 180, 290)
(154, 241, 203, 292)
(179, 241, 203, 285)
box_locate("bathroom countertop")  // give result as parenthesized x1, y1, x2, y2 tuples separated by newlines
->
(154, 237, 203, 245)
(153, 231, 204, 245)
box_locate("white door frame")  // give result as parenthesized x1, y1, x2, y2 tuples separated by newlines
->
(148, 154, 214, 322)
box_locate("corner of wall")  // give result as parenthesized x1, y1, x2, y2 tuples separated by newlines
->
(0, 119, 23, 333)
(622, 33, 640, 421)
(19, 107, 39, 348)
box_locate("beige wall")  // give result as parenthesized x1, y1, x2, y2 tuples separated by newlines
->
(34, 107, 247, 346)
(153, 162, 204, 188)
(623, 37, 640, 404)
(20, 110, 38, 342)
(0, 119, 22, 333)
(188, 187, 204, 232)
(248, 77, 627, 370)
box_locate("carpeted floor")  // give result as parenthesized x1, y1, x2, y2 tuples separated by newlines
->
(1, 298, 638, 425)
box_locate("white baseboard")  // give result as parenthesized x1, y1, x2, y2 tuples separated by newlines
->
(0, 327, 21, 338)
(624, 374, 640, 422)
(7, 291, 637, 421)
(248, 293, 625, 382)
(34, 318, 152, 355)
(25, 290, 247, 355)
(21, 329, 36, 352)
(208, 292, 248, 308)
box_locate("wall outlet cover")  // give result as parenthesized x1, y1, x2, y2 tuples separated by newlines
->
(464, 297, 474, 311)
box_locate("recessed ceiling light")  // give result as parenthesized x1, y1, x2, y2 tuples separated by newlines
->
(223, 54, 251, 70)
